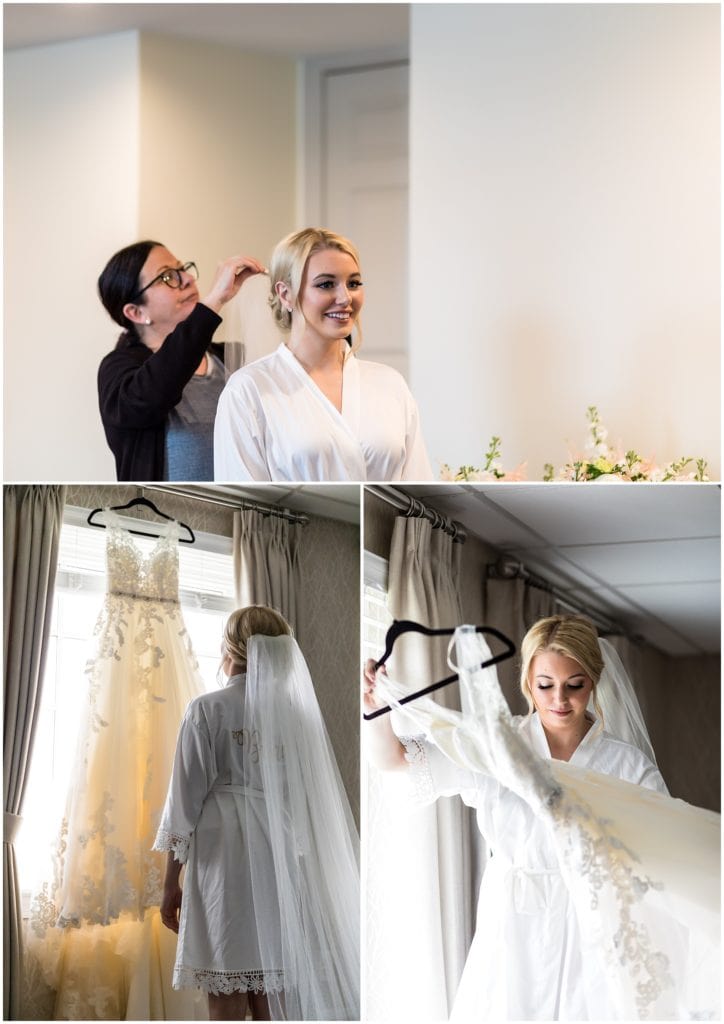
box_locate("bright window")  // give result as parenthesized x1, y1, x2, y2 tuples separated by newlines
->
(18, 511, 236, 902)
(363, 551, 392, 657)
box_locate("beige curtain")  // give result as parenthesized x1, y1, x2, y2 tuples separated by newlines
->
(3, 485, 65, 1020)
(366, 516, 473, 1020)
(484, 576, 559, 712)
(233, 509, 302, 635)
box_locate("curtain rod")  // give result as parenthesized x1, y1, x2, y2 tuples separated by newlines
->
(145, 485, 310, 526)
(367, 486, 467, 543)
(487, 557, 625, 636)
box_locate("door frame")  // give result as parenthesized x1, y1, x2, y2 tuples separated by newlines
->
(298, 47, 409, 225)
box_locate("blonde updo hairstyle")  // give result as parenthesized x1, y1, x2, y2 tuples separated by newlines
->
(223, 605, 292, 668)
(269, 227, 363, 351)
(519, 615, 605, 725)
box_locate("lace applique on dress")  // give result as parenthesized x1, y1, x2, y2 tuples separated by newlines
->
(24, 515, 206, 1019)
(542, 785, 671, 1016)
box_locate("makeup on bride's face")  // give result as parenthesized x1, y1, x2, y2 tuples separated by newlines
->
(530, 651, 593, 730)
(297, 248, 364, 341)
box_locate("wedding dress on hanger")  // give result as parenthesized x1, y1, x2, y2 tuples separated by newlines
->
(376, 627, 720, 1021)
(25, 513, 206, 1020)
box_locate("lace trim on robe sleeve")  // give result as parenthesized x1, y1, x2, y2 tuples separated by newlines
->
(152, 828, 191, 864)
(399, 735, 437, 804)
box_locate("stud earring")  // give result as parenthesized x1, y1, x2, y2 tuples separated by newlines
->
(145, 317, 152, 325)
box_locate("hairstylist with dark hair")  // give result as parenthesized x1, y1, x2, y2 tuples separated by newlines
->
(97, 240, 265, 481)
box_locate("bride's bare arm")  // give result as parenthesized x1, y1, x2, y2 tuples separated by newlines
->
(363, 659, 409, 771)
(160, 852, 183, 933)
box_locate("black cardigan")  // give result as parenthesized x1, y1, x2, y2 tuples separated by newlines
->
(97, 303, 223, 481)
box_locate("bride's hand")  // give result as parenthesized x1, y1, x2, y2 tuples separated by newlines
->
(363, 659, 387, 711)
(362, 661, 408, 771)
(160, 882, 182, 933)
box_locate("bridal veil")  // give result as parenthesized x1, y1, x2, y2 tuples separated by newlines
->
(243, 634, 360, 1020)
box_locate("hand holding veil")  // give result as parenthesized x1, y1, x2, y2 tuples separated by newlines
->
(374, 627, 720, 1020)
(244, 634, 360, 1021)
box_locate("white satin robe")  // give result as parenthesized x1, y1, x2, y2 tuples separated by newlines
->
(213, 342, 433, 481)
(154, 675, 283, 996)
(404, 713, 668, 1021)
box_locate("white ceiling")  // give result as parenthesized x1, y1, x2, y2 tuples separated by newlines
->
(400, 484, 721, 657)
(3, 4, 410, 56)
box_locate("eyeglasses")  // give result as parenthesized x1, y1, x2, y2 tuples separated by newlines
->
(133, 261, 198, 300)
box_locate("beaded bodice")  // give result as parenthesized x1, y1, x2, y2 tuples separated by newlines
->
(104, 511, 180, 603)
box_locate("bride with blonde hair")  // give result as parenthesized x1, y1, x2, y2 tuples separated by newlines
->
(214, 227, 432, 481)
(364, 614, 719, 1020)
(156, 605, 360, 1021)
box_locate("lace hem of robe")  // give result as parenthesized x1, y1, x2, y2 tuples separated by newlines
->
(152, 828, 190, 864)
(399, 735, 436, 804)
(173, 966, 284, 995)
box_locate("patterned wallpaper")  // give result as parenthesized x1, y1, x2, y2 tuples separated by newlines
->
(296, 515, 360, 825)
(65, 485, 235, 535)
(363, 491, 394, 558)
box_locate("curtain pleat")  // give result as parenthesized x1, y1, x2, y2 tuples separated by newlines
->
(233, 510, 302, 636)
(3, 485, 65, 1020)
(366, 516, 473, 1020)
(483, 576, 558, 712)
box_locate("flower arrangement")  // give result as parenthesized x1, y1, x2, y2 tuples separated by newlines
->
(441, 436, 526, 482)
(441, 407, 709, 482)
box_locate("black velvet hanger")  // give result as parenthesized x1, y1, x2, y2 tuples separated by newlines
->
(363, 619, 515, 720)
(87, 496, 195, 544)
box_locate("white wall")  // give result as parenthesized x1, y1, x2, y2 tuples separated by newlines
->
(138, 34, 297, 296)
(4, 32, 297, 481)
(409, 5, 720, 479)
(4, 33, 141, 480)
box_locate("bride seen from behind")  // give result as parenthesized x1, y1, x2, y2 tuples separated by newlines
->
(156, 605, 360, 1021)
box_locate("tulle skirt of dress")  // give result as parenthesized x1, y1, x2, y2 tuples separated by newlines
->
(447, 762, 719, 1021)
(23, 910, 206, 1020)
(24, 591, 207, 1020)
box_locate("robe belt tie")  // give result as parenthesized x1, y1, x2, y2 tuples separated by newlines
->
(210, 784, 310, 856)
(211, 784, 265, 799)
